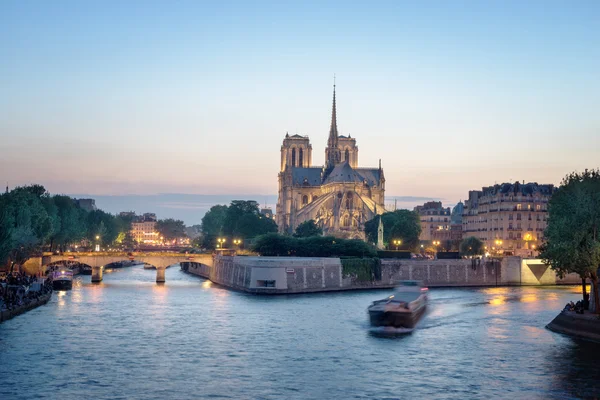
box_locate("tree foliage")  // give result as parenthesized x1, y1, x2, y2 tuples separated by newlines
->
(294, 220, 323, 238)
(539, 169, 600, 312)
(200, 201, 278, 249)
(252, 233, 377, 258)
(155, 218, 187, 241)
(364, 210, 421, 251)
(460, 236, 484, 257)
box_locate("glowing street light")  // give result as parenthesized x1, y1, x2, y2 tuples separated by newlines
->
(393, 239, 402, 251)
(217, 238, 226, 249)
(233, 239, 242, 247)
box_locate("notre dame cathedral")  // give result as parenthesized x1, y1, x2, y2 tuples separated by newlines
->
(275, 84, 386, 239)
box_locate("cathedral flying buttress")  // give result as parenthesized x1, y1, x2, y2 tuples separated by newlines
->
(275, 83, 386, 240)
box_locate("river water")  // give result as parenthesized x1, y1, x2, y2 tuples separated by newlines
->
(1, 266, 599, 399)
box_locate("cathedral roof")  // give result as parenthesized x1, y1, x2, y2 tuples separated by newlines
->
(323, 161, 364, 184)
(355, 168, 383, 186)
(291, 167, 323, 186)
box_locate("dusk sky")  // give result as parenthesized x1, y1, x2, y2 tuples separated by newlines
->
(1, 1, 599, 216)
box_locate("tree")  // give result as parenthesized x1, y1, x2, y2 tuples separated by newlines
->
(0, 208, 13, 266)
(156, 218, 187, 241)
(252, 233, 377, 258)
(364, 210, 421, 251)
(540, 169, 600, 312)
(294, 220, 323, 238)
(50, 195, 86, 251)
(460, 236, 484, 257)
(201, 205, 228, 248)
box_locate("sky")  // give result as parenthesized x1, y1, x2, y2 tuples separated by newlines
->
(1, 1, 599, 221)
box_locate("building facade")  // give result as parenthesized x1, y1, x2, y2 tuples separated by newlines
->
(276, 85, 386, 239)
(462, 182, 555, 257)
(414, 201, 452, 242)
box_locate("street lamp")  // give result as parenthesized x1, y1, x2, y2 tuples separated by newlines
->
(495, 239, 503, 256)
(217, 238, 226, 249)
(233, 239, 242, 247)
(393, 239, 402, 251)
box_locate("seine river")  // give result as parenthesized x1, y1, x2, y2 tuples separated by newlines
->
(1, 266, 599, 399)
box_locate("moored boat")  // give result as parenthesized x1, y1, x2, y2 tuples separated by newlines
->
(52, 269, 73, 290)
(368, 280, 428, 329)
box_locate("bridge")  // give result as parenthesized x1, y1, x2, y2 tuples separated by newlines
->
(23, 252, 214, 283)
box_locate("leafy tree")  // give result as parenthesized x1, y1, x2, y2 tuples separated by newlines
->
(364, 210, 421, 251)
(460, 236, 484, 257)
(50, 195, 86, 251)
(156, 218, 187, 241)
(201, 201, 277, 249)
(294, 220, 323, 238)
(252, 233, 377, 258)
(0, 208, 13, 266)
(201, 204, 228, 242)
(540, 169, 600, 312)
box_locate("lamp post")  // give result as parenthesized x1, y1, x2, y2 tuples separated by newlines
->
(495, 239, 503, 256)
(393, 239, 402, 251)
(433, 240, 440, 259)
(233, 239, 242, 247)
(95, 235, 100, 252)
(217, 238, 226, 249)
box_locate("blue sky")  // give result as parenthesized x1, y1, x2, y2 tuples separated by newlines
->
(1, 1, 599, 215)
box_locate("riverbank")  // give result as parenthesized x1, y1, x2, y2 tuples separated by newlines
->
(546, 310, 600, 342)
(181, 255, 581, 295)
(0, 292, 52, 323)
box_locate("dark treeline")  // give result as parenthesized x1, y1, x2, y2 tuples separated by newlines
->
(0, 185, 133, 270)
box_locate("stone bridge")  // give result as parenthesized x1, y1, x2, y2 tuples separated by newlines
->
(23, 252, 214, 283)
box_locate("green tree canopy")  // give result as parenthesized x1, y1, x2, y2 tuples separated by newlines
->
(540, 169, 600, 312)
(460, 236, 484, 257)
(294, 220, 323, 238)
(156, 218, 187, 241)
(252, 233, 377, 258)
(201, 201, 278, 249)
(364, 210, 421, 251)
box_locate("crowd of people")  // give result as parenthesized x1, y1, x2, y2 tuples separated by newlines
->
(0, 272, 53, 312)
(563, 296, 590, 314)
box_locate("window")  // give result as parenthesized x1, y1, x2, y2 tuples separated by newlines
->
(257, 280, 276, 288)
(516, 213, 521, 220)
(302, 195, 308, 206)
(509, 223, 513, 230)
(509, 214, 513, 220)
(536, 204, 541, 211)
(517, 233, 521, 239)
(509, 232, 513, 239)
(517, 242, 522, 249)
(527, 204, 531, 210)
(517, 204, 522, 210)
(517, 223, 521, 229)
(528, 214, 532, 220)
(345, 192, 353, 209)
(291, 148, 296, 166)
(345, 149, 350, 162)
(299, 148, 303, 166)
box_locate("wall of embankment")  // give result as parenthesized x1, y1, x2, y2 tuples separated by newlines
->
(182, 255, 581, 294)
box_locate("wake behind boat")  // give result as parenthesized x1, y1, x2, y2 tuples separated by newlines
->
(368, 280, 428, 330)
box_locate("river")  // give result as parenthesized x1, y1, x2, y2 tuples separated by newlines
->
(1, 265, 599, 399)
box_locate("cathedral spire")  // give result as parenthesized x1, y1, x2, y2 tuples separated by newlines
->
(325, 77, 341, 169)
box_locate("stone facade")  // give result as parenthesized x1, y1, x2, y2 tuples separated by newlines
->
(276, 85, 386, 239)
(414, 201, 452, 242)
(462, 182, 555, 257)
(184, 255, 580, 294)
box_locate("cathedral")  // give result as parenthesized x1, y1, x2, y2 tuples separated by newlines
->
(276, 85, 386, 239)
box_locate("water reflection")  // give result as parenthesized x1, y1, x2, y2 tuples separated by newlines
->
(544, 339, 600, 397)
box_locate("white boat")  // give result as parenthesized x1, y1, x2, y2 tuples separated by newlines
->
(368, 280, 428, 329)
(52, 269, 73, 291)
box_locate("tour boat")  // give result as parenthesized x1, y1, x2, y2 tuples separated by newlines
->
(368, 280, 428, 329)
(52, 269, 73, 291)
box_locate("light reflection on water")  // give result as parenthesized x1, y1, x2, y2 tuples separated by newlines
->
(0, 267, 599, 399)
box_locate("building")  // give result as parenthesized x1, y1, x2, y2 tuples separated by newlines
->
(130, 213, 159, 244)
(450, 201, 464, 243)
(414, 201, 452, 242)
(74, 198, 97, 212)
(260, 207, 275, 220)
(276, 84, 386, 239)
(462, 182, 555, 257)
